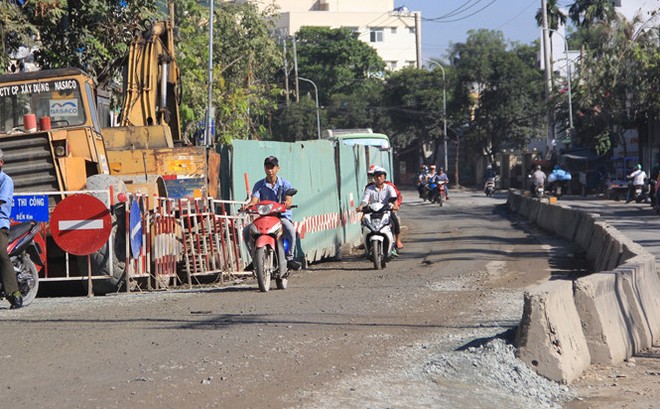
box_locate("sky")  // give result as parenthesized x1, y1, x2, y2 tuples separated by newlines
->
(394, 0, 560, 62)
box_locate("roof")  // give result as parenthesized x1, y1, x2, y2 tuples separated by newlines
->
(0, 68, 91, 83)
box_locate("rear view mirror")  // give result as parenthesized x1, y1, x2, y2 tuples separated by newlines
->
(285, 188, 298, 196)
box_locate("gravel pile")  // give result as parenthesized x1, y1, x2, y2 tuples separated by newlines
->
(424, 338, 575, 409)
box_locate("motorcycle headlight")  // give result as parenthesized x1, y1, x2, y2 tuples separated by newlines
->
(257, 204, 275, 215)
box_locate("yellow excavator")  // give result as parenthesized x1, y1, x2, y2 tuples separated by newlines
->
(0, 19, 214, 293)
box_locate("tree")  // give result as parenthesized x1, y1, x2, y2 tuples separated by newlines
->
(294, 27, 385, 106)
(21, 0, 161, 86)
(381, 67, 445, 150)
(536, 0, 567, 33)
(175, 1, 283, 143)
(449, 30, 545, 164)
(0, 1, 38, 71)
(571, 15, 660, 154)
(568, 0, 617, 28)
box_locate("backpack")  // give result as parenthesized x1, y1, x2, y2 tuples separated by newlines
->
(385, 181, 403, 206)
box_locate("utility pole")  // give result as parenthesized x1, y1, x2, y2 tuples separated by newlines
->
(414, 12, 422, 69)
(283, 39, 290, 106)
(292, 36, 300, 103)
(205, 0, 214, 147)
(541, 0, 554, 158)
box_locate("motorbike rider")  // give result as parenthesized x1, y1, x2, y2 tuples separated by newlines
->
(0, 149, 22, 309)
(548, 165, 571, 196)
(357, 166, 403, 250)
(416, 164, 429, 198)
(626, 164, 648, 203)
(530, 165, 547, 196)
(432, 167, 450, 200)
(241, 156, 301, 271)
(365, 165, 404, 249)
(484, 164, 497, 181)
(649, 163, 660, 207)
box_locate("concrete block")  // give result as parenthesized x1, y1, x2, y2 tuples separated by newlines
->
(615, 265, 653, 351)
(574, 213, 597, 252)
(574, 272, 632, 363)
(554, 205, 581, 241)
(619, 258, 660, 344)
(585, 221, 608, 268)
(515, 280, 591, 384)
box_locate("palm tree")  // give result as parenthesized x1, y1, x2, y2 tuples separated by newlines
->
(535, 0, 568, 33)
(568, 0, 617, 28)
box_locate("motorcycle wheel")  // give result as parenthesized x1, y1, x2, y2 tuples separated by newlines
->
(17, 256, 39, 306)
(254, 247, 273, 292)
(372, 241, 383, 270)
(438, 192, 444, 207)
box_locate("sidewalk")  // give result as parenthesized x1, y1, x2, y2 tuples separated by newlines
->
(557, 195, 660, 266)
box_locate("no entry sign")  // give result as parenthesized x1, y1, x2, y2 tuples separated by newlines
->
(51, 194, 112, 256)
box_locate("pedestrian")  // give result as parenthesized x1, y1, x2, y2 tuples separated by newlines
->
(241, 156, 301, 271)
(0, 149, 22, 309)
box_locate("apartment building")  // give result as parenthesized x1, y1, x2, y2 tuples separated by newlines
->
(233, 0, 422, 71)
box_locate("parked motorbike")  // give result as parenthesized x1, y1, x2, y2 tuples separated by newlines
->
(0, 221, 44, 306)
(242, 189, 297, 292)
(484, 177, 497, 197)
(360, 200, 396, 270)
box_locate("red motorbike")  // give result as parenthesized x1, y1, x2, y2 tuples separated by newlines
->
(242, 189, 297, 292)
(435, 180, 448, 206)
(1, 221, 45, 306)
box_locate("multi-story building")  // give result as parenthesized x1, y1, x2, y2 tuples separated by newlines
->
(233, 0, 422, 71)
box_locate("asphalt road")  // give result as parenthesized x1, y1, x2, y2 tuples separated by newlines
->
(4, 188, 646, 409)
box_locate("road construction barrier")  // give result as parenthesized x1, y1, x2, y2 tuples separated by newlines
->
(13, 189, 250, 295)
(507, 190, 660, 384)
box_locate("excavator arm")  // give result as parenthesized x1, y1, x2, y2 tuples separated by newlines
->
(120, 20, 182, 143)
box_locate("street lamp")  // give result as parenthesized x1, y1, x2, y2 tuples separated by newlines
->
(298, 77, 321, 140)
(428, 61, 448, 171)
(545, 28, 574, 135)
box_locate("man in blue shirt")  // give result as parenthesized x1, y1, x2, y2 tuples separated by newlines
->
(242, 156, 301, 271)
(0, 149, 22, 309)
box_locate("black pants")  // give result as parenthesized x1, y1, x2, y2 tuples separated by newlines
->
(0, 228, 17, 295)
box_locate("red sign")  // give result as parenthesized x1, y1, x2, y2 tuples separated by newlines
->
(50, 194, 112, 256)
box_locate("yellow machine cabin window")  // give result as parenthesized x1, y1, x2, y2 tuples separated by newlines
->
(0, 78, 86, 133)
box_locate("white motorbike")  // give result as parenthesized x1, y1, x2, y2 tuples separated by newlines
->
(360, 201, 396, 270)
(484, 176, 498, 197)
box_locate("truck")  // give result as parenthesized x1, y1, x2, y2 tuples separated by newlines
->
(0, 20, 214, 293)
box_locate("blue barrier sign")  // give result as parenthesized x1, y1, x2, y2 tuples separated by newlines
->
(130, 199, 142, 258)
(11, 195, 49, 222)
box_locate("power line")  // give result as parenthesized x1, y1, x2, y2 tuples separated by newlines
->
(423, 0, 499, 23)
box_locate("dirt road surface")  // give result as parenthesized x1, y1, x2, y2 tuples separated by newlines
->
(1, 189, 658, 408)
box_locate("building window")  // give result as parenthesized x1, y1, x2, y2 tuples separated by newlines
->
(370, 28, 384, 42)
(390, 27, 397, 34)
(408, 27, 416, 35)
(406, 61, 416, 67)
(388, 61, 398, 70)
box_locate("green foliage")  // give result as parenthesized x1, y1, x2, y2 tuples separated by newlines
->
(449, 30, 544, 161)
(0, 2, 38, 70)
(294, 27, 385, 105)
(572, 16, 660, 154)
(175, 1, 282, 143)
(21, 0, 161, 85)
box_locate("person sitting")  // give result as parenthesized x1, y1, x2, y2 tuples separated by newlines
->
(357, 166, 404, 250)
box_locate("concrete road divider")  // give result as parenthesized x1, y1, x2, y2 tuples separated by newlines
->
(515, 280, 591, 384)
(507, 190, 660, 384)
